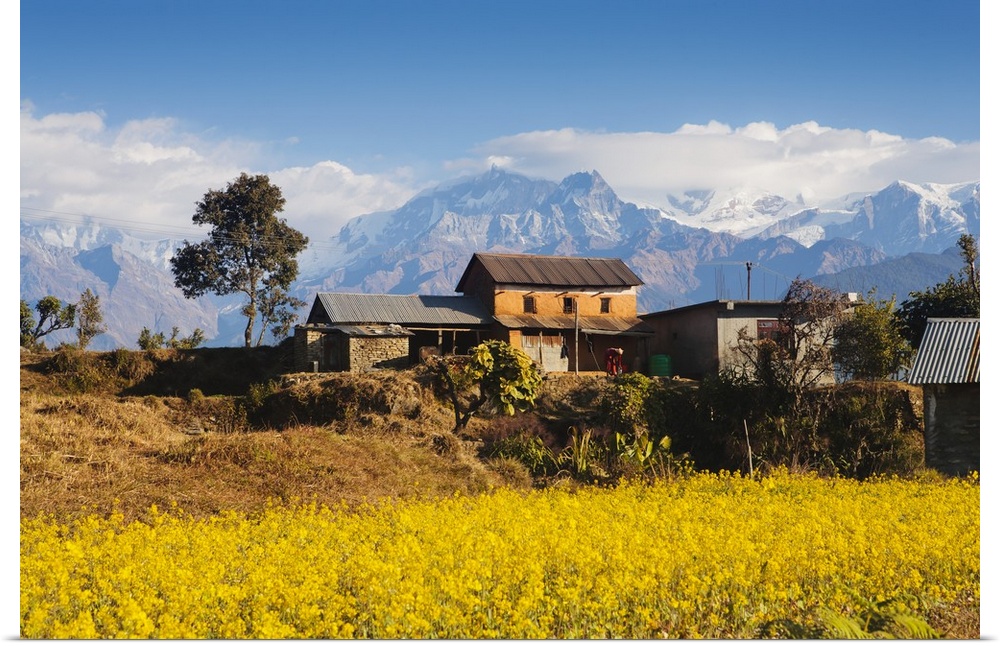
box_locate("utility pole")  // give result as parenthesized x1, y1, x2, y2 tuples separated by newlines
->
(746, 262, 752, 300)
(574, 297, 579, 374)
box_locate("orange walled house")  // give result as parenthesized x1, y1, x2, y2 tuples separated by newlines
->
(454, 253, 654, 373)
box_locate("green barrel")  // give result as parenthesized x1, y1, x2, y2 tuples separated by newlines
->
(649, 354, 672, 377)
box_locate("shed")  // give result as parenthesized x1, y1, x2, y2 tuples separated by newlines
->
(908, 318, 980, 476)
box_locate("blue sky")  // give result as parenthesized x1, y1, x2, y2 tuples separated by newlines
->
(17, 0, 983, 242)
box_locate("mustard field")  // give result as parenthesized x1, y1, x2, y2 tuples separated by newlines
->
(20, 471, 979, 638)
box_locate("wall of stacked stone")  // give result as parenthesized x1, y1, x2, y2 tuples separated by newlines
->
(348, 336, 410, 372)
(293, 326, 326, 372)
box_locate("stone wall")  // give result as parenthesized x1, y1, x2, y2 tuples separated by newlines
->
(347, 336, 410, 373)
(294, 326, 326, 372)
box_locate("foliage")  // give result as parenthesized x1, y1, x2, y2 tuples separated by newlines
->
(169, 173, 309, 348)
(897, 234, 979, 348)
(559, 426, 603, 478)
(21, 296, 76, 348)
(817, 383, 924, 479)
(138, 326, 206, 350)
(75, 289, 106, 350)
(431, 340, 542, 431)
(597, 373, 655, 436)
(730, 278, 848, 401)
(487, 432, 560, 476)
(761, 595, 941, 639)
(20, 473, 978, 638)
(255, 287, 306, 345)
(137, 327, 166, 350)
(659, 369, 922, 478)
(833, 290, 914, 380)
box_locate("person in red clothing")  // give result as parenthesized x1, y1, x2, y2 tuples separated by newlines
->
(604, 347, 624, 376)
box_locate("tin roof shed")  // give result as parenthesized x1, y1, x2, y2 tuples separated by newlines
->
(908, 318, 980, 385)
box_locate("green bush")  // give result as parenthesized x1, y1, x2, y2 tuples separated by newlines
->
(487, 433, 559, 476)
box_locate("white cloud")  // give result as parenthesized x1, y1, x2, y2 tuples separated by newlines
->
(270, 162, 422, 242)
(19, 104, 419, 243)
(473, 122, 980, 210)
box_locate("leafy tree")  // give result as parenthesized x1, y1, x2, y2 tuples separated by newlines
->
(137, 327, 167, 350)
(896, 234, 979, 348)
(76, 288, 106, 350)
(733, 278, 849, 399)
(431, 340, 543, 432)
(833, 290, 914, 381)
(138, 326, 206, 350)
(255, 287, 306, 346)
(20, 296, 76, 348)
(170, 173, 309, 348)
(169, 327, 206, 349)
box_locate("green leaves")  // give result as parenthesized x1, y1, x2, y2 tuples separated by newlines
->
(833, 290, 913, 381)
(170, 174, 309, 347)
(897, 235, 979, 348)
(21, 295, 77, 349)
(435, 341, 543, 431)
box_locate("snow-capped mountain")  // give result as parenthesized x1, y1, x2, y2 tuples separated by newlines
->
(661, 180, 979, 256)
(823, 180, 980, 256)
(663, 187, 805, 236)
(21, 220, 181, 272)
(21, 168, 979, 349)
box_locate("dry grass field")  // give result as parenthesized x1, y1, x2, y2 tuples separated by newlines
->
(20, 350, 535, 521)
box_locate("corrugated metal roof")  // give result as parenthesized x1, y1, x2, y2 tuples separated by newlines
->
(312, 293, 491, 327)
(908, 318, 980, 384)
(456, 253, 643, 291)
(330, 324, 413, 337)
(494, 314, 655, 337)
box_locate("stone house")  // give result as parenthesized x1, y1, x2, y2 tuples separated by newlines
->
(908, 318, 980, 476)
(294, 294, 491, 373)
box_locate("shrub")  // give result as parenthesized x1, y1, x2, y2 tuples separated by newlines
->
(486, 432, 559, 476)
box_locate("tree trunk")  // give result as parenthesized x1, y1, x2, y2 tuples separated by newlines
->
(244, 315, 254, 348)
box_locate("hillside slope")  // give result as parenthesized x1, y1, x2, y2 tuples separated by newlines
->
(19, 349, 614, 521)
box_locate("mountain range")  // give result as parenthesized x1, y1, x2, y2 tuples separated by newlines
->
(20, 168, 979, 350)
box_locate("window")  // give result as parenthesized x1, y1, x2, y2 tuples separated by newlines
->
(523, 296, 536, 313)
(757, 319, 792, 350)
(563, 297, 575, 314)
(600, 297, 611, 314)
(756, 319, 782, 341)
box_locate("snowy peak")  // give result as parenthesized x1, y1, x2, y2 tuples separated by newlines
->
(837, 180, 980, 255)
(661, 186, 797, 236)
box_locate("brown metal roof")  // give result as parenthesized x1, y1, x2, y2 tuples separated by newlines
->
(455, 253, 643, 292)
(908, 318, 980, 384)
(309, 293, 491, 327)
(494, 314, 654, 337)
